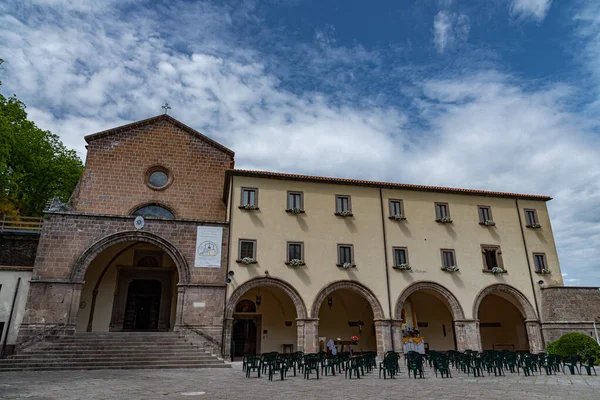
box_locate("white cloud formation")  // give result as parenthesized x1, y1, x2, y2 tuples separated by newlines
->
(1, 1, 600, 286)
(510, 0, 552, 22)
(433, 11, 470, 54)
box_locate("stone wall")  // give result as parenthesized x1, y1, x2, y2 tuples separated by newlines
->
(541, 286, 600, 343)
(0, 234, 39, 266)
(19, 212, 229, 345)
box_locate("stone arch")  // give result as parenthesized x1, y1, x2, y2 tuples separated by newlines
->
(71, 231, 190, 284)
(226, 277, 308, 320)
(311, 280, 384, 319)
(128, 202, 178, 218)
(395, 281, 465, 321)
(473, 284, 537, 321)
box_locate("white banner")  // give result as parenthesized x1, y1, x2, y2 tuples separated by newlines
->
(194, 226, 223, 268)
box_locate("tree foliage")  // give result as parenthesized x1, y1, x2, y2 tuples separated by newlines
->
(0, 59, 84, 216)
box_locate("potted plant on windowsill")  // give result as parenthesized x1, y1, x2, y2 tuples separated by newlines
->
(285, 207, 305, 214)
(286, 259, 305, 266)
(241, 204, 259, 211)
(441, 265, 459, 272)
(490, 267, 506, 274)
(529, 223, 541, 229)
(335, 210, 353, 217)
(237, 257, 256, 265)
(436, 217, 453, 224)
(393, 263, 411, 271)
(482, 220, 496, 226)
(536, 269, 551, 274)
(390, 214, 407, 221)
(338, 262, 355, 269)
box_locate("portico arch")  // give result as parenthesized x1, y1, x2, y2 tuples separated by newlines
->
(223, 277, 308, 357)
(395, 281, 465, 321)
(311, 280, 384, 320)
(71, 231, 190, 285)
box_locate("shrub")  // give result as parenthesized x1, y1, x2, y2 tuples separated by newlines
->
(546, 332, 600, 362)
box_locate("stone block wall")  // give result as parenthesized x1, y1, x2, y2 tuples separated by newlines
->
(0, 234, 39, 266)
(541, 286, 600, 343)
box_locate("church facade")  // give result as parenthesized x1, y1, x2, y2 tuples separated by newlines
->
(8, 114, 594, 359)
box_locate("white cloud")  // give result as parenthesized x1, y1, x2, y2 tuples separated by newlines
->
(510, 0, 552, 22)
(433, 11, 470, 54)
(1, 1, 600, 287)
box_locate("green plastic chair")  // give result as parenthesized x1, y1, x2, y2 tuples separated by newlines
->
(407, 353, 425, 379)
(434, 355, 452, 378)
(303, 355, 320, 379)
(564, 355, 580, 375)
(245, 356, 262, 378)
(581, 356, 597, 376)
(345, 357, 362, 379)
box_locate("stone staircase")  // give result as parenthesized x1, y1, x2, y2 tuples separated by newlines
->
(0, 332, 230, 371)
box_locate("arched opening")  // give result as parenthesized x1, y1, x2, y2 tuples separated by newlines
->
(395, 282, 465, 354)
(75, 241, 179, 332)
(317, 288, 376, 353)
(131, 204, 176, 219)
(401, 290, 456, 351)
(476, 291, 532, 352)
(230, 285, 299, 358)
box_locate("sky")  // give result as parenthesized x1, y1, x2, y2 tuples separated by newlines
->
(1, 0, 600, 286)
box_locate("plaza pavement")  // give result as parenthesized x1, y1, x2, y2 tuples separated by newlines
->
(0, 362, 599, 399)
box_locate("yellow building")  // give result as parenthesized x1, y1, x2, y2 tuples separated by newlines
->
(223, 170, 561, 356)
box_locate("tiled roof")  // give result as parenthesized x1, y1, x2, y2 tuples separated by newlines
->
(84, 114, 235, 156)
(226, 169, 552, 201)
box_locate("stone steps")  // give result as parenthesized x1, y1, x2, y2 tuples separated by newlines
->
(0, 332, 229, 371)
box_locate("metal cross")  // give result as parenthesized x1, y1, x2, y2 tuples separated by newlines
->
(161, 103, 171, 115)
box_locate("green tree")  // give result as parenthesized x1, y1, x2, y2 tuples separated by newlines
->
(0, 59, 84, 216)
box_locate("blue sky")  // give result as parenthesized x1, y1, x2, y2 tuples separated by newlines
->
(1, 0, 600, 286)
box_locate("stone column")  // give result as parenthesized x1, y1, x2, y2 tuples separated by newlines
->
(174, 285, 186, 329)
(297, 318, 319, 353)
(391, 319, 403, 353)
(374, 319, 393, 356)
(525, 319, 544, 353)
(454, 319, 482, 352)
(222, 317, 234, 358)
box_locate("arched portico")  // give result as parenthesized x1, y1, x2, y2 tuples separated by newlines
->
(394, 281, 465, 352)
(309, 281, 388, 355)
(473, 284, 543, 353)
(223, 277, 308, 357)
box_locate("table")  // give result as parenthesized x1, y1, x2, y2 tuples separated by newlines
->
(402, 337, 425, 354)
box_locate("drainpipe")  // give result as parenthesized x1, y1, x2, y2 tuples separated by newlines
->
(221, 175, 235, 358)
(515, 198, 545, 346)
(379, 188, 395, 352)
(0, 277, 21, 359)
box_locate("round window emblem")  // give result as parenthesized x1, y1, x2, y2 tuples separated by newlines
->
(134, 216, 145, 230)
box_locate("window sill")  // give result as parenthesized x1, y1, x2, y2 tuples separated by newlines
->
(441, 267, 460, 272)
(336, 264, 356, 268)
(482, 269, 507, 274)
(526, 225, 542, 229)
(535, 270, 551, 275)
(479, 222, 496, 227)
(334, 212, 354, 217)
(285, 209, 305, 214)
(388, 216, 407, 221)
(392, 266, 411, 271)
(238, 206, 260, 211)
(236, 260, 258, 264)
(285, 262, 306, 266)
(435, 219, 453, 224)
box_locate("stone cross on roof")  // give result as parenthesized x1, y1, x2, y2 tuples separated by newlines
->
(161, 103, 171, 115)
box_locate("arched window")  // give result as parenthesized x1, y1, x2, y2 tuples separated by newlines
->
(132, 205, 175, 219)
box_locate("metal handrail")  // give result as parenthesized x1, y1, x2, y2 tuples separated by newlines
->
(181, 324, 222, 348)
(0, 215, 44, 233)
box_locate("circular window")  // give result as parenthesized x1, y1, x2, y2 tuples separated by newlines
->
(145, 166, 172, 190)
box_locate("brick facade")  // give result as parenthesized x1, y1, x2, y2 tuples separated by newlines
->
(19, 116, 233, 349)
(70, 115, 234, 220)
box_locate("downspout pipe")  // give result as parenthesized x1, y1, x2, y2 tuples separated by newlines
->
(1, 277, 21, 359)
(515, 198, 545, 347)
(379, 187, 395, 351)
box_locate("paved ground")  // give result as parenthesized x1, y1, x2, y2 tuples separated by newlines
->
(0, 362, 599, 400)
